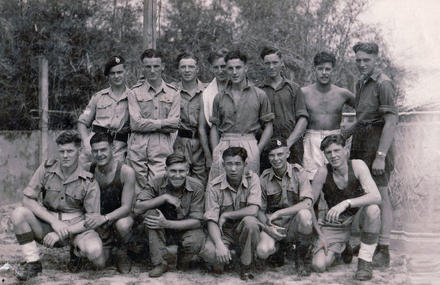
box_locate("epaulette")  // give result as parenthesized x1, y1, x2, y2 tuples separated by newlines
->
(131, 81, 144, 89)
(244, 169, 254, 179)
(95, 87, 110, 96)
(186, 176, 204, 191)
(210, 175, 224, 186)
(165, 81, 178, 91)
(79, 169, 94, 181)
(44, 159, 57, 168)
(292, 163, 304, 173)
(286, 79, 300, 89)
(260, 168, 272, 178)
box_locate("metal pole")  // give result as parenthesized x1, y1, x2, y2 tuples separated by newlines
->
(143, 0, 157, 49)
(39, 56, 49, 163)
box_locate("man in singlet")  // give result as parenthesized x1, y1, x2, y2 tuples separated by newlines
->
(311, 134, 381, 281)
(87, 132, 135, 273)
(302, 51, 355, 180)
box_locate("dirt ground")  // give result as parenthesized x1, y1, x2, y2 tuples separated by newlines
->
(0, 204, 410, 285)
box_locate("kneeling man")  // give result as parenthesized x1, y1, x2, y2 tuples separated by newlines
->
(86, 133, 135, 273)
(200, 147, 262, 280)
(311, 134, 381, 281)
(134, 153, 205, 277)
(11, 131, 105, 281)
(256, 138, 314, 276)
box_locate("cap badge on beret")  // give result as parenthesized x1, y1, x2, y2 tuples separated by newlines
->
(276, 140, 282, 146)
(115, 57, 120, 63)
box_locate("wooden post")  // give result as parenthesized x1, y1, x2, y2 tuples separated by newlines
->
(143, 0, 157, 49)
(39, 56, 49, 163)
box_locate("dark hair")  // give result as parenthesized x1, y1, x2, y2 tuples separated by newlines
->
(140, 49, 164, 61)
(90, 132, 113, 146)
(56, 130, 82, 147)
(320, 134, 346, 151)
(222, 147, 248, 162)
(260, 46, 282, 60)
(207, 48, 229, 64)
(175, 51, 198, 67)
(313, 51, 336, 67)
(166, 153, 188, 167)
(352, 42, 379, 55)
(225, 50, 247, 64)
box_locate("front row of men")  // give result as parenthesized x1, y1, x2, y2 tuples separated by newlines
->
(12, 131, 382, 282)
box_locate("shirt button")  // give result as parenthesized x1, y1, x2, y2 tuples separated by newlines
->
(60, 197, 64, 200)
(155, 107, 158, 109)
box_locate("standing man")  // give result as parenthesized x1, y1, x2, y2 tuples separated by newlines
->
(199, 48, 229, 172)
(311, 134, 382, 281)
(173, 51, 208, 183)
(256, 138, 314, 276)
(209, 50, 274, 180)
(259, 47, 309, 170)
(133, 153, 205, 277)
(127, 49, 180, 189)
(349, 42, 398, 268)
(11, 131, 105, 281)
(87, 133, 135, 273)
(78, 56, 131, 169)
(302, 51, 355, 180)
(200, 147, 262, 280)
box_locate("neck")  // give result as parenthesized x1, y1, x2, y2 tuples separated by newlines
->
(316, 82, 331, 92)
(110, 84, 126, 95)
(148, 78, 162, 89)
(268, 74, 283, 87)
(333, 160, 348, 176)
(227, 176, 241, 189)
(97, 159, 115, 174)
(231, 78, 246, 91)
(217, 78, 227, 89)
(182, 79, 197, 91)
(273, 164, 287, 177)
(61, 162, 78, 178)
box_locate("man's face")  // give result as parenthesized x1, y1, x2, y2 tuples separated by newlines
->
(263, 53, 283, 79)
(268, 147, 289, 170)
(166, 162, 189, 188)
(211, 57, 227, 82)
(314, 62, 333, 85)
(142, 57, 164, 82)
(178, 58, 198, 83)
(323, 143, 347, 168)
(226, 58, 247, 84)
(223, 155, 246, 182)
(91, 141, 113, 167)
(355, 51, 377, 78)
(108, 64, 125, 87)
(57, 143, 80, 169)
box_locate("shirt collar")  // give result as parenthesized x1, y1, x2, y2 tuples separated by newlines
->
(224, 78, 253, 93)
(219, 173, 249, 192)
(262, 76, 288, 90)
(161, 177, 194, 193)
(177, 79, 205, 97)
(49, 161, 91, 184)
(144, 79, 166, 95)
(267, 163, 293, 181)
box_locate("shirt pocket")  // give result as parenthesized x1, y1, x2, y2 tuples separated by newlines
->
(135, 93, 154, 117)
(188, 101, 201, 126)
(220, 194, 234, 214)
(287, 183, 300, 205)
(159, 97, 173, 117)
(65, 185, 86, 210)
(43, 182, 62, 210)
(96, 99, 114, 121)
(266, 187, 282, 209)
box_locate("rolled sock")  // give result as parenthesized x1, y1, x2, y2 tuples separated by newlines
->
(22, 241, 40, 263)
(358, 242, 377, 262)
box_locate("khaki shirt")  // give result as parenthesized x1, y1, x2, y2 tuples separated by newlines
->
(23, 160, 100, 217)
(260, 163, 313, 213)
(176, 80, 207, 131)
(136, 175, 204, 220)
(204, 171, 262, 223)
(129, 80, 180, 133)
(78, 87, 131, 132)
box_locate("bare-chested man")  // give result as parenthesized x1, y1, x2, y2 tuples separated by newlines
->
(302, 51, 355, 180)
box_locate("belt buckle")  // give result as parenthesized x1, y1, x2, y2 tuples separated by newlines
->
(107, 129, 118, 139)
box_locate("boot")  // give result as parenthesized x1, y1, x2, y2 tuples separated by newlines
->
(372, 244, 390, 268)
(240, 264, 254, 281)
(294, 241, 312, 277)
(149, 262, 168, 278)
(354, 258, 373, 281)
(67, 247, 84, 273)
(341, 242, 353, 264)
(116, 247, 132, 274)
(15, 261, 42, 281)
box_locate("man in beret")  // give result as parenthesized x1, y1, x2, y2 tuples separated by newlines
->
(78, 56, 131, 169)
(256, 138, 315, 276)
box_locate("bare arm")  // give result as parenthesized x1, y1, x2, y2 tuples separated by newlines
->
(162, 218, 201, 230)
(199, 102, 212, 166)
(221, 205, 259, 221)
(78, 122, 91, 151)
(272, 198, 312, 219)
(210, 125, 220, 151)
(134, 195, 167, 216)
(105, 165, 135, 222)
(344, 89, 356, 109)
(258, 122, 273, 152)
(286, 116, 307, 148)
(23, 196, 60, 226)
(373, 113, 398, 175)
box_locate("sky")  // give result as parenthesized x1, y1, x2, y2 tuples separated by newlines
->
(361, 0, 440, 108)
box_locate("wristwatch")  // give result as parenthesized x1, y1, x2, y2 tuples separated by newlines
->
(376, 151, 386, 158)
(345, 199, 352, 208)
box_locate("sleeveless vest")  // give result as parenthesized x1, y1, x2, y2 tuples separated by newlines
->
(92, 161, 123, 215)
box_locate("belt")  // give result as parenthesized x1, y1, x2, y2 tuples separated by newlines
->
(177, 129, 198, 139)
(92, 125, 129, 142)
(48, 210, 84, 221)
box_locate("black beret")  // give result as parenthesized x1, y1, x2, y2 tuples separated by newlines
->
(104, 56, 125, 76)
(265, 137, 287, 153)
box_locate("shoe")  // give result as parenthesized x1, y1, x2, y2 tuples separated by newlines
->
(240, 265, 254, 281)
(116, 248, 132, 274)
(15, 261, 42, 281)
(372, 244, 390, 268)
(149, 263, 167, 278)
(341, 242, 353, 264)
(354, 258, 373, 281)
(352, 244, 360, 256)
(67, 247, 84, 273)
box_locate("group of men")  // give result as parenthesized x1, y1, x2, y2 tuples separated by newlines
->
(11, 41, 397, 282)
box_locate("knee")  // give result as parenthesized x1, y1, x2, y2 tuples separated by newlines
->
(182, 231, 205, 253)
(312, 256, 327, 273)
(11, 206, 32, 226)
(297, 209, 313, 230)
(241, 216, 259, 231)
(83, 239, 104, 261)
(115, 217, 133, 236)
(199, 240, 216, 264)
(365, 205, 381, 221)
(256, 242, 275, 260)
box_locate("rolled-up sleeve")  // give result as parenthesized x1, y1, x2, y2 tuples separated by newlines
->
(204, 184, 220, 223)
(23, 164, 46, 200)
(246, 173, 262, 208)
(297, 169, 314, 202)
(78, 94, 97, 127)
(188, 187, 204, 220)
(294, 88, 309, 119)
(258, 90, 275, 124)
(378, 80, 398, 116)
(83, 179, 101, 217)
(136, 180, 158, 201)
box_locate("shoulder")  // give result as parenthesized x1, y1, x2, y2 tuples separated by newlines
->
(260, 168, 273, 181)
(376, 72, 392, 84)
(332, 85, 353, 98)
(186, 176, 204, 193)
(121, 164, 135, 178)
(351, 159, 370, 175)
(131, 80, 144, 90)
(284, 78, 300, 90)
(95, 87, 110, 97)
(301, 84, 314, 96)
(291, 163, 305, 173)
(315, 165, 329, 181)
(44, 159, 57, 169)
(79, 169, 95, 183)
(165, 81, 179, 92)
(245, 170, 260, 184)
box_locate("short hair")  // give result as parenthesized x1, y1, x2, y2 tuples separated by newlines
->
(222, 147, 248, 162)
(225, 50, 247, 64)
(313, 51, 336, 67)
(175, 51, 199, 67)
(165, 153, 188, 167)
(352, 42, 379, 55)
(320, 134, 346, 151)
(260, 46, 282, 60)
(56, 130, 82, 147)
(140, 49, 164, 62)
(90, 132, 113, 146)
(207, 48, 229, 64)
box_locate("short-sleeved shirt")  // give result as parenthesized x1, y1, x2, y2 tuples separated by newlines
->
(355, 70, 398, 125)
(78, 87, 131, 132)
(204, 171, 262, 223)
(260, 78, 309, 138)
(260, 163, 313, 213)
(23, 160, 100, 217)
(176, 80, 207, 132)
(129, 80, 180, 132)
(136, 175, 205, 220)
(210, 80, 274, 135)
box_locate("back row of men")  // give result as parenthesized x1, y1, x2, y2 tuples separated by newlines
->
(11, 41, 397, 281)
